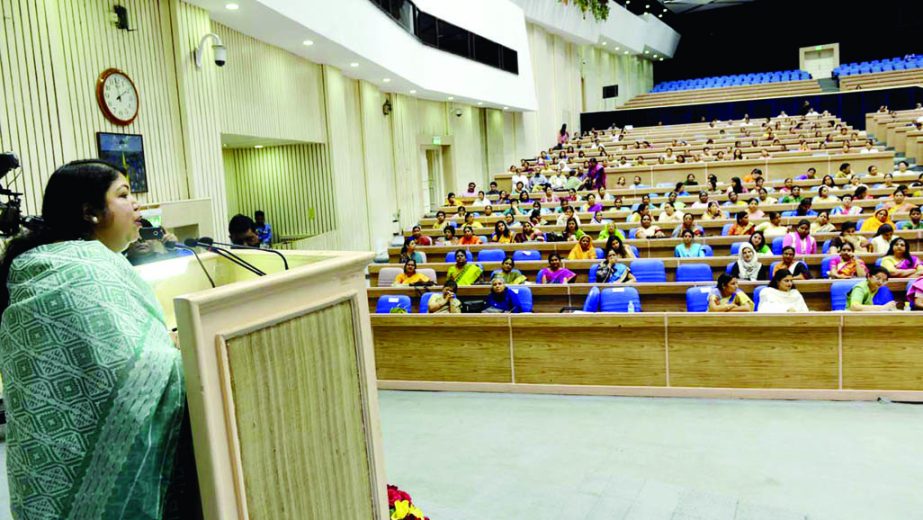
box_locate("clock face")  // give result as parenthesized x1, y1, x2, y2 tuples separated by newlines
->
(97, 69, 138, 125)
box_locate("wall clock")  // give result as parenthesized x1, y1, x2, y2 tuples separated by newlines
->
(96, 68, 139, 126)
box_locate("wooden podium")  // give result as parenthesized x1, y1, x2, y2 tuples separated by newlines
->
(135, 249, 386, 520)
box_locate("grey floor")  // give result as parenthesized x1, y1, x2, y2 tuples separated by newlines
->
(379, 391, 923, 520)
(0, 392, 921, 520)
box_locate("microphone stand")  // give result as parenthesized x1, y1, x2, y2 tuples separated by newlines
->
(189, 240, 266, 277)
(204, 239, 289, 271)
(165, 242, 216, 288)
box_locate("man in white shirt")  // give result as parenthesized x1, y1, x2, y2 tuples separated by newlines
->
(511, 171, 529, 190)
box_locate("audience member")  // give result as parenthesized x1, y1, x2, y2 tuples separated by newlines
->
(906, 277, 923, 310)
(595, 249, 636, 283)
(783, 219, 817, 255)
(674, 229, 706, 257)
(828, 241, 867, 279)
(438, 225, 459, 246)
(708, 274, 754, 312)
(567, 235, 598, 260)
(492, 257, 527, 285)
(483, 277, 523, 313)
(399, 238, 426, 264)
(605, 235, 635, 259)
(729, 243, 768, 281)
(773, 246, 810, 279)
(491, 221, 513, 244)
(446, 250, 482, 286)
(880, 238, 923, 277)
(393, 259, 432, 287)
(229, 214, 261, 247)
(428, 280, 461, 314)
(810, 211, 834, 234)
(728, 212, 754, 236)
(869, 224, 894, 255)
(749, 231, 770, 255)
(636, 214, 665, 239)
(758, 269, 809, 313)
(254, 210, 272, 245)
(537, 253, 575, 284)
(458, 226, 479, 245)
(848, 266, 897, 312)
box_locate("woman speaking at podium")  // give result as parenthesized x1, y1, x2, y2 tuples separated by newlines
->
(0, 161, 193, 519)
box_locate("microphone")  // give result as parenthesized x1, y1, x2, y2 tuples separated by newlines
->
(184, 238, 266, 277)
(199, 236, 289, 271)
(164, 241, 216, 288)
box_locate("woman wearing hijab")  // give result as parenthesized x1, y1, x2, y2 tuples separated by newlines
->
(567, 234, 598, 260)
(757, 269, 810, 313)
(729, 243, 769, 281)
(859, 208, 894, 234)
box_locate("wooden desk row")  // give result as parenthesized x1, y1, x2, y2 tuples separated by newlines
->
(621, 80, 822, 109)
(371, 313, 923, 401)
(370, 252, 897, 287)
(493, 152, 894, 192)
(388, 230, 923, 262)
(839, 69, 923, 91)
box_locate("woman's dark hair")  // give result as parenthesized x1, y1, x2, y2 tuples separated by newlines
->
(444, 225, 456, 235)
(463, 225, 473, 233)
(548, 252, 562, 264)
(494, 220, 510, 238)
(853, 186, 868, 199)
(822, 175, 835, 187)
(454, 249, 467, 262)
(885, 237, 908, 258)
(875, 224, 894, 237)
(519, 190, 530, 202)
(0, 160, 125, 316)
(768, 268, 793, 290)
(736, 212, 747, 224)
(730, 177, 744, 193)
(565, 217, 579, 235)
(716, 273, 736, 293)
(681, 229, 694, 239)
(782, 246, 796, 255)
(605, 235, 629, 257)
(502, 256, 515, 268)
(796, 219, 811, 229)
(749, 230, 766, 249)
(444, 279, 458, 291)
(559, 124, 567, 135)
(403, 259, 417, 273)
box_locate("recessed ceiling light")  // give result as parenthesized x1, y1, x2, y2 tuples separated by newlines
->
(447, 96, 454, 101)
(383, 78, 391, 83)
(626, 0, 630, 4)
(225, 3, 240, 10)
(477, 102, 483, 106)
(663, 7, 667, 11)
(615, 47, 620, 51)
(659, 57, 664, 61)
(254, 145, 263, 149)
(624, 51, 629, 55)
(645, 3, 650, 7)
(302, 39, 314, 46)
(409, 89, 417, 94)
(644, 50, 649, 54)
(653, 54, 659, 58)
(502, 106, 508, 110)
(658, 13, 663, 17)
(602, 41, 607, 46)
(349, 62, 359, 68)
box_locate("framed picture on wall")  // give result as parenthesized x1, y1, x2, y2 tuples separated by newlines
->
(96, 132, 148, 193)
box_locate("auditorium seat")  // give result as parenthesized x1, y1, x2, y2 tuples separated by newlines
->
(820, 256, 835, 278)
(822, 240, 832, 254)
(676, 263, 713, 282)
(477, 249, 507, 262)
(830, 280, 896, 310)
(513, 250, 542, 263)
(730, 242, 747, 255)
(508, 286, 533, 312)
(583, 286, 601, 312)
(631, 259, 667, 282)
(685, 286, 714, 312)
(701, 244, 714, 257)
(588, 264, 601, 283)
(752, 285, 767, 311)
(418, 292, 435, 313)
(378, 267, 402, 287)
(376, 295, 412, 313)
(599, 287, 642, 312)
(772, 237, 785, 255)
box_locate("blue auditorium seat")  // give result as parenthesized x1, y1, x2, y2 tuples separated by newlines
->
(513, 250, 541, 263)
(820, 256, 835, 278)
(676, 263, 713, 282)
(446, 250, 474, 263)
(508, 286, 533, 312)
(685, 286, 713, 312)
(831, 280, 894, 310)
(730, 242, 747, 256)
(721, 223, 733, 236)
(822, 240, 832, 254)
(771, 237, 784, 255)
(418, 292, 435, 313)
(725, 261, 735, 274)
(376, 295, 412, 314)
(599, 287, 642, 313)
(583, 286, 601, 312)
(630, 259, 667, 282)
(477, 249, 506, 263)
(630, 245, 640, 258)
(588, 264, 600, 283)
(752, 286, 767, 311)
(701, 244, 714, 257)
(596, 247, 605, 259)
(629, 228, 639, 239)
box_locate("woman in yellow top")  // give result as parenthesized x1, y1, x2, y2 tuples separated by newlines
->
(700, 201, 726, 221)
(708, 273, 754, 312)
(859, 208, 894, 234)
(567, 235, 598, 260)
(490, 220, 513, 244)
(446, 250, 483, 286)
(392, 259, 432, 286)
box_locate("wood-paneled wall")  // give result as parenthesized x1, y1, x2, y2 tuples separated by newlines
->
(0, 0, 188, 214)
(223, 144, 336, 241)
(213, 22, 327, 144)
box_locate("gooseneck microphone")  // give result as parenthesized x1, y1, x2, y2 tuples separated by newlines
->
(199, 237, 289, 271)
(164, 241, 216, 288)
(183, 238, 266, 277)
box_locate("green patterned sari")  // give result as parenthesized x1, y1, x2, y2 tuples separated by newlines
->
(0, 240, 186, 519)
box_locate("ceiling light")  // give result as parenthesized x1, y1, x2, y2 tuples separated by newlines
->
(602, 41, 607, 46)
(349, 62, 359, 68)
(658, 13, 663, 17)
(409, 89, 417, 94)
(477, 102, 483, 106)
(644, 50, 649, 54)
(653, 54, 658, 58)
(624, 50, 629, 55)
(615, 47, 620, 51)
(447, 96, 454, 101)
(254, 145, 263, 149)
(383, 78, 391, 83)
(225, 3, 240, 10)
(663, 7, 667, 12)
(625, 0, 630, 4)
(645, 3, 650, 7)
(302, 40, 314, 46)
(502, 106, 508, 110)
(659, 57, 664, 61)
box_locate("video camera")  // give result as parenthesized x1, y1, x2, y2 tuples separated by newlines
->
(0, 153, 38, 237)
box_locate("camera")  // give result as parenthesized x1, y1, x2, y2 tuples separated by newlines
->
(214, 44, 227, 67)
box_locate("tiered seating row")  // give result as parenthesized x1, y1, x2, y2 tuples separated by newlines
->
(620, 80, 821, 109)
(652, 70, 811, 92)
(839, 68, 923, 91)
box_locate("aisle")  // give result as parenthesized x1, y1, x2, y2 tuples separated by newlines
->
(379, 391, 923, 520)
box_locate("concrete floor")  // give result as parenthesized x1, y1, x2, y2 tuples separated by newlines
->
(378, 391, 923, 520)
(0, 392, 921, 519)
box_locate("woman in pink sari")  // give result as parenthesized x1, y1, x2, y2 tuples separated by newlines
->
(537, 253, 576, 284)
(782, 219, 817, 255)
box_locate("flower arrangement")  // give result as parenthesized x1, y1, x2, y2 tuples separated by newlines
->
(388, 484, 429, 520)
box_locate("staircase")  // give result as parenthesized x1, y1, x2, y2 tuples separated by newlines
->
(816, 78, 839, 93)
